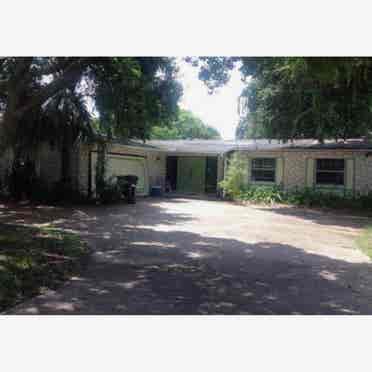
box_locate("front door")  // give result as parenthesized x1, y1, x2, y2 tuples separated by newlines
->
(205, 157, 218, 193)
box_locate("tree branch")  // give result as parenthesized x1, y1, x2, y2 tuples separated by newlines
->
(16, 59, 86, 117)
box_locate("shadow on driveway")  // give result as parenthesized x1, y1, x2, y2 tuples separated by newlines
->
(2, 198, 372, 315)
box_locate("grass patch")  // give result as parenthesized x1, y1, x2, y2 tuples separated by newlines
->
(0, 223, 88, 312)
(356, 226, 372, 260)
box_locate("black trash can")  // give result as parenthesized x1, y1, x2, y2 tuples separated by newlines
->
(117, 175, 138, 204)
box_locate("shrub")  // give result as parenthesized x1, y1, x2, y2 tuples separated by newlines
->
(0, 175, 10, 199)
(219, 153, 247, 199)
(98, 176, 123, 204)
(29, 177, 52, 203)
(282, 187, 367, 210)
(8, 158, 37, 200)
(238, 184, 284, 204)
(222, 181, 372, 212)
(50, 179, 88, 204)
(2, 166, 88, 204)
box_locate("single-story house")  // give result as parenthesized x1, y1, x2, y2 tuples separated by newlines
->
(148, 138, 372, 196)
(1, 138, 372, 197)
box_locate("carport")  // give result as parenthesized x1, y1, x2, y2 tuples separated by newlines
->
(148, 140, 235, 195)
(166, 155, 218, 194)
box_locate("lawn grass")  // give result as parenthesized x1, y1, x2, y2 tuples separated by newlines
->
(0, 223, 88, 312)
(356, 225, 372, 260)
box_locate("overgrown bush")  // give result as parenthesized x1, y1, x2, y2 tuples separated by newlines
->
(0, 175, 10, 199)
(29, 177, 52, 202)
(98, 176, 123, 204)
(8, 158, 37, 200)
(284, 187, 340, 208)
(228, 183, 372, 211)
(1, 161, 88, 204)
(93, 142, 126, 204)
(237, 185, 284, 204)
(219, 153, 247, 199)
(50, 179, 88, 203)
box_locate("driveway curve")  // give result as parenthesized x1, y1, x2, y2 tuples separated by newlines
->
(5, 197, 372, 315)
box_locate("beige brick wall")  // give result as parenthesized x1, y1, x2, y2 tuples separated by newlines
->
(355, 155, 372, 195)
(282, 150, 372, 194)
(235, 149, 372, 194)
(283, 151, 307, 189)
(281, 150, 361, 191)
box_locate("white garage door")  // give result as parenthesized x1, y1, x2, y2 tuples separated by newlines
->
(91, 152, 147, 194)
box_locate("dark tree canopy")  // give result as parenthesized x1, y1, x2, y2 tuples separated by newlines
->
(3, 56, 372, 153)
(191, 57, 372, 141)
(0, 57, 182, 155)
(92, 57, 182, 140)
(149, 109, 220, 140)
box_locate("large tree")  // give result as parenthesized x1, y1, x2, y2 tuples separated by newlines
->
(149, 109, 221, 140)
(191, 57, 372, 141)
(0, 58, 87, 151)
(0, 57, 182, 156)
(92, 58, 182, 140)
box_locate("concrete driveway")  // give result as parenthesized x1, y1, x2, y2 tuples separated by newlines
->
(4, 197, 372, 314)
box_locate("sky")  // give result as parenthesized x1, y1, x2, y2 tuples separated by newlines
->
(177, 59, 246, 140)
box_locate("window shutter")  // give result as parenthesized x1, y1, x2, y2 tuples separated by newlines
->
(275, 158, 284, 185)
(345, 158, 355, 191)
(306, 158, 315, 188)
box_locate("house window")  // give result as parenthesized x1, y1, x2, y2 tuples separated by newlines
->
(316, 159, 345, 186)
(251, 158, 276, 182)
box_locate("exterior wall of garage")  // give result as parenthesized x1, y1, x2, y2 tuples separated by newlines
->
(75, 142, 166, 196)
(233, 149, 372, 195)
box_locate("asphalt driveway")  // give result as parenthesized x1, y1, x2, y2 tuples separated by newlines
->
(4, 197, 372, 314)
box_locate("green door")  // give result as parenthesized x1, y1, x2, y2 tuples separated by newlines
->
(205, 157, 218, 193)
(177, 157, 206, 193)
